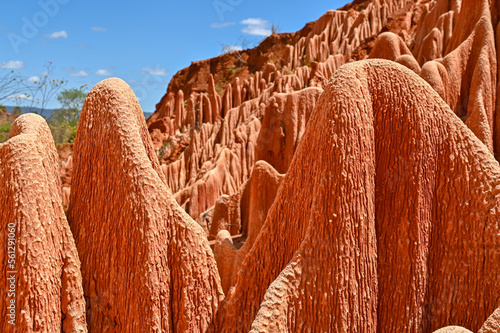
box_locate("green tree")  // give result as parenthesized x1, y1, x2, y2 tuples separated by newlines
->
(48, 86, 87, 145)
(56, 86, 87, 123)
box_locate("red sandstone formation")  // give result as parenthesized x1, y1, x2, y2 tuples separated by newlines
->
(152, 66, 320, 223)
(496, 21, 500, 154)
(369, 31, 413, 61)
(169, 85, 321, 220)
(59, 0, 445, 230)
(67, 78, 223, 332)
(5, 0, 500, 331)
(117, 3, 500, 329)
(143, 0, 417, 222)
(255, 87, 323, 173)
(480, 306, 500, 333)
(369, 0, 498, 156)
(212, 160, 284, 295)
(57, 143, 73, 211)
(420, 0, 497, 155)
(218, 60, 500, 332)
(53, 0, 500, 240)
(167, 96, 265, 220)
(428, 304, 500, 333)
(395, 54, 421, 73)
(0, 114, 86, 332)
(433, 328, 473, 333)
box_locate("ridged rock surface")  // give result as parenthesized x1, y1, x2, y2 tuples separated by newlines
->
(369, 31, 413, 61)
(480, 305, 500, 333)
(169, 95, 266, 220)
(0, 114, 86, 332)
(370, 0, 498, 157)
(433, 328, 473, 333)
(4, 0, 500, 331)
(218, 59, 500, 332)
(67, 78, 223, 332)
(55, 0, 500, 239)
(212, 160, 284, 295)
(146, 0, 416, 223)
(255, 88, 323, 174)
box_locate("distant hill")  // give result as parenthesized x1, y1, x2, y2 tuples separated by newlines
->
(3, 106, 57, 118)
(3, 106, 152, 119)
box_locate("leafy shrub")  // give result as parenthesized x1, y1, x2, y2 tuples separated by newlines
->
(0, 122, 12, 133)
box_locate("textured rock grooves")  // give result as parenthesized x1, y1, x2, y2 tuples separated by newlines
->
(217, 60, 500, 332)
(0, 114, 86, 332)
(255, 88, 323, 174)
(212, 160, 284, 295)
(3, 0, 500, 331)
(67, 78, 223, 332)
(147, 0, 413, 221)
(167, 95, 265, 222)
(370, 0, 498, 156)
(146, 0, 500, 231)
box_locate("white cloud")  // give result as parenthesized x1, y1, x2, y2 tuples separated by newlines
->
(95, 68, 112, 76)
(222, 45, 243, 53)
(240, 18, 271, 36)
(142, 67, 168, 76)
(91, 26, 107, 32)
(241, 18, 267, 25)
(210, 22, 235, 28)
(69, 70, 88, 77)
(45, 30, 68, 39)
(0, 60, 24, 69)
(28, 76, 40, 83)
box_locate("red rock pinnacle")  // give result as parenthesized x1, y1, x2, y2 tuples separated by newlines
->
(67, 78, 223, 332)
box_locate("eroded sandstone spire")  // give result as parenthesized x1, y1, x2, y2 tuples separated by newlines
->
(0, 114, 86, 332)
(219, 59, 500, 332)
(67, 78, 223, 332)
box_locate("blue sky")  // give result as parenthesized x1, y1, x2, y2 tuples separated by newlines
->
(1, 0, 348, 113)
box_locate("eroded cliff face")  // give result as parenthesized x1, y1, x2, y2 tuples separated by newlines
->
(146, 0, 419, 223)
(3, 0, 500, 332)
(61, 0, 497, 223)
(144, 0, 500, 233)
